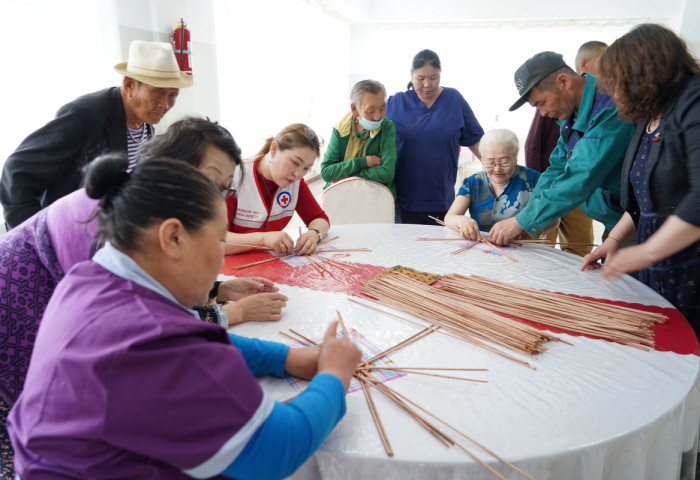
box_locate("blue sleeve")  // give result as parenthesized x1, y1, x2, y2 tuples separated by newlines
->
(221, 373, 346, 480)
(457, 174, 476, 197)
(458, 91, 484, 147)
(526, 167, 541, 188)
(227, 333, 290, 378)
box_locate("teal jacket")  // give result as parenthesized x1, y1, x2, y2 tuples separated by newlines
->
(516, 75, 635, 234)
(320, 116, 397, 197)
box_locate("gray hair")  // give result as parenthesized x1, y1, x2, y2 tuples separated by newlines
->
(350, 80, 387, 106)
(479, 129, 520, 158)
(575, 41, 607, 72)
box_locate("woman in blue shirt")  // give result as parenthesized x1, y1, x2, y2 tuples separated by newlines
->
(387, 49, 484, 224)
(445, 129, 542, 239)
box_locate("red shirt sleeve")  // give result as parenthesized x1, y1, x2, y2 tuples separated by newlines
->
(296, 179, 330, 227)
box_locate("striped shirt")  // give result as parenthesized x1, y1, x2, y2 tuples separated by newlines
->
(127, 124, 152, 170)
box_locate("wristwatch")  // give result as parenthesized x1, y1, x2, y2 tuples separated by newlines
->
(308, 228, 323, 242)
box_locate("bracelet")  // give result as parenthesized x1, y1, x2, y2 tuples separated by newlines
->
(607, 234, 622, 243)
(308, 228, 323, 242)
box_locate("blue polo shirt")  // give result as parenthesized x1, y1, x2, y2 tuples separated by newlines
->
(387, 87, 483, 212)
(458, 166, 540, 231)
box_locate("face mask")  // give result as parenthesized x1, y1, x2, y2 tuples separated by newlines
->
(359, 117, 383, 131)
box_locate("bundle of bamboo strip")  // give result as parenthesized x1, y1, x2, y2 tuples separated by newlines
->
(360, 270, 562, 365)
(435, 274, 666, 349)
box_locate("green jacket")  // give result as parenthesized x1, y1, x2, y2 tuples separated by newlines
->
(320, 116, 397, 197)
(516, 75, 635, 234)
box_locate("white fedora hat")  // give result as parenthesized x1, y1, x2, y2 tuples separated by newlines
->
(114, 40, 193, 89)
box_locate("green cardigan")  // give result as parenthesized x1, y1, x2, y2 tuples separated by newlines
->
(320, 116, 397, 197)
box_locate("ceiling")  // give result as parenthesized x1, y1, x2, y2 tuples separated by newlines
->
(311, 0, 686, 26)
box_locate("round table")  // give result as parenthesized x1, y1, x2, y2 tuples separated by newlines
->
(224, 224, 700, 480)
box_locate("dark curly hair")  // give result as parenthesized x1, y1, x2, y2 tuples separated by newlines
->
(598, 23, 699, 123)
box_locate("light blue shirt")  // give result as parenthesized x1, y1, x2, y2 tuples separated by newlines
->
(457, 166, 540, 232)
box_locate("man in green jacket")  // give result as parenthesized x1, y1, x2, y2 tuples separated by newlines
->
(489, 51, 634, 245)
(321, 80, 397, 197)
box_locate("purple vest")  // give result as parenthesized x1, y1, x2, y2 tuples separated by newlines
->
(9, 260, 265, 478)
(0, 189, 99, 405)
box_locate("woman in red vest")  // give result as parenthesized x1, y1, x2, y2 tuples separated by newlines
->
(226, 123, 330, 255)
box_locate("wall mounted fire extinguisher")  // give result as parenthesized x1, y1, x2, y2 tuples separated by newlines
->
(173, 18, 192, 76)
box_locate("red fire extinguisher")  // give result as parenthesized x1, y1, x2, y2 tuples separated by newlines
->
(173, 18, 192, 76)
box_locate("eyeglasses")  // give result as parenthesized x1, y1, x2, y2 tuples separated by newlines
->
(481, 160, 513, 169)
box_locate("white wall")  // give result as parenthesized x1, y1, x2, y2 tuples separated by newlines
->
(213, 0, 351, 159)
(111, 0, 221, 130)
(0, 0, 111, 165)
(0, 0, 221, 163)
(679, 0, 700, 57)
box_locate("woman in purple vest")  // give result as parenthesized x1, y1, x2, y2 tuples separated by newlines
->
(8, 153, 361, 478)
(0, 117, 286, 476)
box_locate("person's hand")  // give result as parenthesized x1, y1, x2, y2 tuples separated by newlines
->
(317, 321, 362, 392)
(366, 155, 382, 168)
(580, 238, 620, 271)
(262, 231, 295, 254)
(488, 217, 524, 245)
(295, 231, 319, 255)
(224, 292, 288, 325)
(217, 277, 279, 302)
(456, 217, 481, 241)
(602, 244, 655, 280)
(285, 346, 320, 380)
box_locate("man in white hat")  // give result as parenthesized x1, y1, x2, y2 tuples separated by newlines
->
(0, 40, 193, 229)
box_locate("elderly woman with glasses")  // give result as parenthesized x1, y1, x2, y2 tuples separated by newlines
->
(445, 129, 544, 240)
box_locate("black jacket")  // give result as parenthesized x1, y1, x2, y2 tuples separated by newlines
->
(620, 75, 700, 227)
(1, 87, 132, 229)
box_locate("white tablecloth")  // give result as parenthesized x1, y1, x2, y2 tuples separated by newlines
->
(226, 224, 700, 480)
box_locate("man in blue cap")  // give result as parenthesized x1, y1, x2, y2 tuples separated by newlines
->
(488, 51, 635, 247)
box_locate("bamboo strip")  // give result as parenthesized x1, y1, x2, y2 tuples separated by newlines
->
(232, 254, 294, 270)
(358, 366, 488, 372)
(358, 374, 394, 457)
(288, 329, 318, 346)
(416, 237, 468, 241)
(224, 242, 271, 250)
(377, 382, 535, 480)
(316, 248, 373, 253)
(278, 331, 314, 346)
(360, 367, 488, 383)
(319, 235, 340, 245)
(365, 378, 509, 479)
(336, 310, 350, 339)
